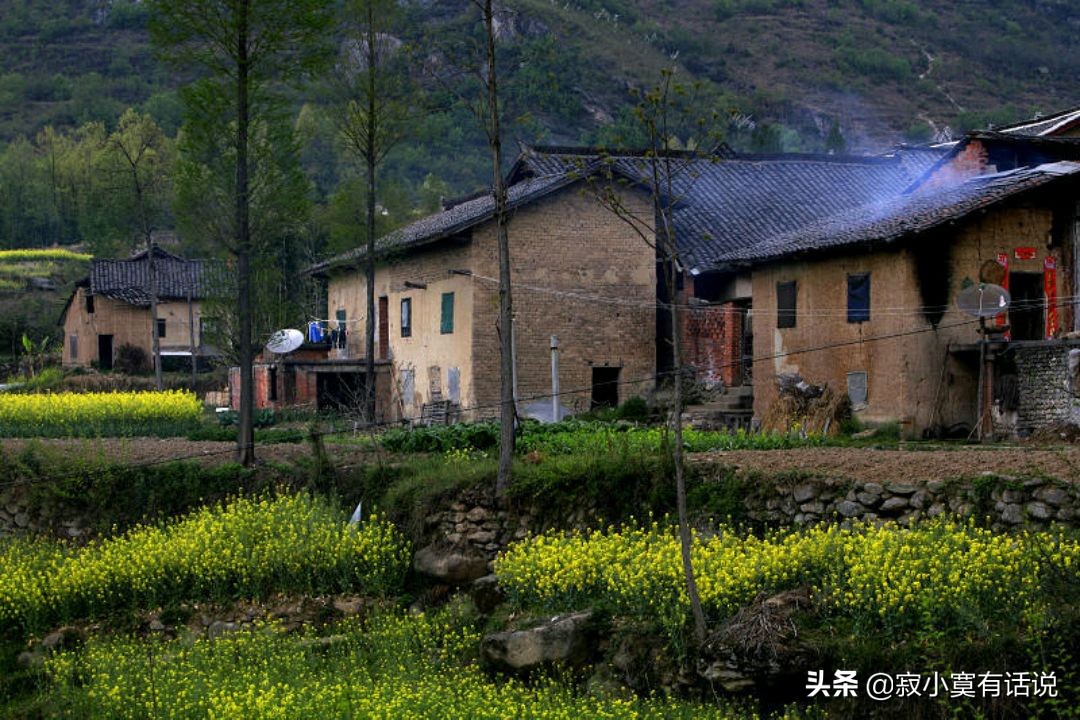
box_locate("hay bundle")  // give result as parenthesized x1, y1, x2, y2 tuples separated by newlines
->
(761, 374, 850, 436)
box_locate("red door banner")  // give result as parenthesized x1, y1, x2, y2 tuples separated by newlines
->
(996, 253, 1010, 340)
(1045, 256, 1058, 339)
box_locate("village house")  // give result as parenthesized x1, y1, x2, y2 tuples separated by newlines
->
(717, 121, 1080, 439)
(60, 246, 222, 372)
(294, 143, 938, 424)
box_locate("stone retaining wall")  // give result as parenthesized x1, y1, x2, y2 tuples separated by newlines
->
(746, 473, 1077, 529)
(414, 473, 1080, 566)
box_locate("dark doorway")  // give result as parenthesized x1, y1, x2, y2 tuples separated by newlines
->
(97, 334, 113, 370)
(316, 371, 365, 411)
(591, 367, 620, 409)
(1009, 272, 1044, 341)
(378, 296, 389, 360)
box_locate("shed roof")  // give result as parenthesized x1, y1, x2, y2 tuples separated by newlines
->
(718, 161, 1080, 265)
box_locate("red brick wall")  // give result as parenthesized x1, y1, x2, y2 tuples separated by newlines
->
(682, 301, 743, 387)
(918, 139, 989, 192)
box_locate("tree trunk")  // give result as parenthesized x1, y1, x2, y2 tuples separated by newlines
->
(188, 276, 197, 389)
(363, 5, 377, 426)
(235, 0, 255, 467)
(667, 243, 706, 646)
(148, 237, 162, 391)
(483, 0, 515, 496)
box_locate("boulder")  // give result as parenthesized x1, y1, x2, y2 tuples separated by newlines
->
(41, 626, 86, 652)
(414, 543, 490, 585)
(835, 500, 862, 518)
(471, 574, 506, 614)
(481, 611, 598, 672)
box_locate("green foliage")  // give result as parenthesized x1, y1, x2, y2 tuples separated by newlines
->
(379, 421, 500, 453)
(40, 609, 752, 718)
(379, 419, 826, 456)
(186, 425, 306, 444)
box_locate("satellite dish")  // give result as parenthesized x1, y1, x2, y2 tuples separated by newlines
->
(956, 284, 1010, 318)
(265, 328, 304, 355)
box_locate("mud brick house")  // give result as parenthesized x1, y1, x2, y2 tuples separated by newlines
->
(719, 128, 1080, 438)
(308, 171, 658, 422)
(61, 247, 222, 371)
(304, 144, 937, 423)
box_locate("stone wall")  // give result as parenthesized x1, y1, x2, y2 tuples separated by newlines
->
(1014, 341, 1080, 433)
(413, 473, 1080, 570)
(0, 486, 87, 540)
(745, 473, 1077, 529)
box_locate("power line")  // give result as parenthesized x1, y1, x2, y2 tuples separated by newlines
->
(0, 312, 1023, 493)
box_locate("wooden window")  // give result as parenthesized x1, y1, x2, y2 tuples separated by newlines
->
(401, 298, 412, 337)
(847, 273, 870, 323)
(440, 292, 455, 334)
(777, 281, 797, 328)
(268, 366, 278, 402)
(86, 294, 94, 314)
(156, 318, 166, 338)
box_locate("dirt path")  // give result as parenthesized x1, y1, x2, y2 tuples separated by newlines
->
(696, 445, 1080, 484)
(0, 437, 375, 468)
(5, 438, 1080, 484)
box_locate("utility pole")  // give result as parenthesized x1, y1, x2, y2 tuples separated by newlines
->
(147, 236, 162, 389)
(550, 335, 560, 422)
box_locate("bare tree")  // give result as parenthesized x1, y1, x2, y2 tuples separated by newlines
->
(589, 67, 725, 647)
(476, 0, 516, 496)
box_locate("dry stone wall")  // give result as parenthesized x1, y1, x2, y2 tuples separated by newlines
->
(412, 473, 1080, 570)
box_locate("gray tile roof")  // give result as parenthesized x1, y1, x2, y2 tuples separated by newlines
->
(310, 144, 942, 276)
(90, 246, 225, 306)
(515, 146, 941, 272)
(994, 106, 1080, 137)
(307, 173, 577, 275)
(718, 161, 1080, 265)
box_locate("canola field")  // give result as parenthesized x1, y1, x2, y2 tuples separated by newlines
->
(0, 389, 203, 437)
(43, 611, 761, 720)
(0, 494, 409, 633)
(496, 518, 1080, 639)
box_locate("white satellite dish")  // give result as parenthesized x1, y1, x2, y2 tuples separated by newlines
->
(956, 284, 1011, 318)
(265, 328, 304, 355)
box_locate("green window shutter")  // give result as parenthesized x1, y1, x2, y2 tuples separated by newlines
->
(441, 292, 455, 334)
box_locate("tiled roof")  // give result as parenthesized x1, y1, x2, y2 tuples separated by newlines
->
(719, 161, 1080, 265)
(994, 106, 1080, 137)
(515, 145, 941, 272)
(310, 144, 942, 276)
(307, 173, 578, 275)
(90, 246, 225, 306)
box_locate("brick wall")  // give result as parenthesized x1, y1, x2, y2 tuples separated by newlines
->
(469, 184, 657, 417)
(682, 301, 743, 387)
(918, 139, 990, 192)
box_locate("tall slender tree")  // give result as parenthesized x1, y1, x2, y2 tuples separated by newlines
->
(148, 0, 333, 465)
(477, 0, 516, 496)
(329, 0, 413, 425)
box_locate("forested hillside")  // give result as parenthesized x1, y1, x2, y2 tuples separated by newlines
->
(0, 0, 1075, 345)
